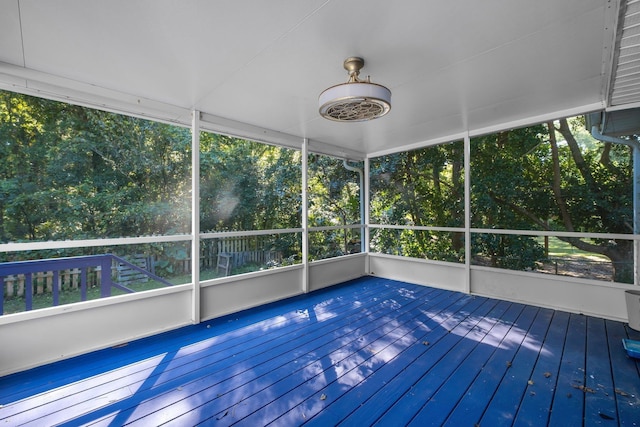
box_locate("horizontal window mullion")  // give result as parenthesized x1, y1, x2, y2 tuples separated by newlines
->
(200, 228, 303, 239)
(369, 224, 464, 233)
(309, 225, 363, 232)
(0, 234, 192, 253)
(470, 228, 637, 241)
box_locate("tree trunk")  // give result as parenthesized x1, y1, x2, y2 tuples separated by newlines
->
(603, 241, 634, 284)
(548, 122, 574, 231)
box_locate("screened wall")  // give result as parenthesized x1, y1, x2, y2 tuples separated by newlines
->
(1, 88, 638, 319)
(369, 116, 636, 285)
(0, 90, 365, 315)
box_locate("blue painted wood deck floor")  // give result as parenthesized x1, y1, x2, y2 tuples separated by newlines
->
(1, 277, 640, 426)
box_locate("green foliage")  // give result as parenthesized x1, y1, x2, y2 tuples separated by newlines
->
(0, 90, 192, 243)
(0, 90, 305, 268)
(472, 233, 545, 270)
(307, 154, 362, 259)
(307, 154, 361, 227)
(0, 91, 303, 244)
(153, 244, 189, 275)
(370, 228, 464, 263)
(2, 88, 634, 283)
(199, 132, 301, 233)
(370, 118, 634, 282)
(470, 125, 551, 230)
(370, 141, 464, 260)
(470, 119, 633, 282)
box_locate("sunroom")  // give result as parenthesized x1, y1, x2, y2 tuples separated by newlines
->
(1, 1, 639, 425)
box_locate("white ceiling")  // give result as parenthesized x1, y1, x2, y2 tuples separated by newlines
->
(0, 0, 627, 157)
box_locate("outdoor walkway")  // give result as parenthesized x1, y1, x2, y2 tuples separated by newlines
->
(1, 276, 639, 426)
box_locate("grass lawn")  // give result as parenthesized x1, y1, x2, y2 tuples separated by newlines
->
(539, 236, 609, 261)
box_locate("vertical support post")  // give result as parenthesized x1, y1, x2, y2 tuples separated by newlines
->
(81, 268, 87, 300)
(302, 138, 309, 293)
(0, 276, 4, 315)
(191, 110, 201, 323)
(101, 256, 112, 298)
(52, 270, 59, 306)
(464, 132, 472, 294)
(634, 145, 640, 286)
(25, 273, 32, 311)
(364, 156, 371, 274)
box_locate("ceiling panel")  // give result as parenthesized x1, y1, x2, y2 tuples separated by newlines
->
(0, 0, 624, 156)
(0, 0, 24, 64)
(17, 0, 331, 107)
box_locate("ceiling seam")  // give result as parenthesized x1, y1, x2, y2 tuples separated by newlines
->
(17, 0, 26, 68)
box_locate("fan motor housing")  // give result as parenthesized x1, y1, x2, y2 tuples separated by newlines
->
(319, 82, 391, 122)
(319, 57, 391, 122)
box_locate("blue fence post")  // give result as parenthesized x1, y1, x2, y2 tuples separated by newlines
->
(53, 270, 59, 306)
(25, 273, 33, 311)
(80, 268, 87, 301)
(0, 276, 4, 315)
(101, 256, 112, 298)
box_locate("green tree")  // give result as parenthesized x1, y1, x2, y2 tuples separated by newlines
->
(0, 90, 192, 244)
(307, 154, 361, 259)
(547, 119, 632, 282)
(198, 132, 302, 260)
(470, 125, 549, 269)
(370, 141, 464, 262)
(199, 133, 301, 232)
(471, 117, 633, 282)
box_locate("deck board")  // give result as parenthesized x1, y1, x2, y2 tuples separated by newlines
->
(605, 319, 640, 426)
(1, 276, 639, 426)
(53, 279, 425, 426)
(510, 310, 569, 426)
(548, 313, 587, 426)
(410, 304, 539, 427)
(374, 300, 516, 426)
(337, 296, 495, 426)
(300, 289, 475, 427)
(584, 317, 617, 425)
(147, 285, 439, 426)
(1, 279, 373, 402)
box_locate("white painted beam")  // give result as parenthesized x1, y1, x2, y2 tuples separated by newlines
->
(191, 111, 201, 324)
